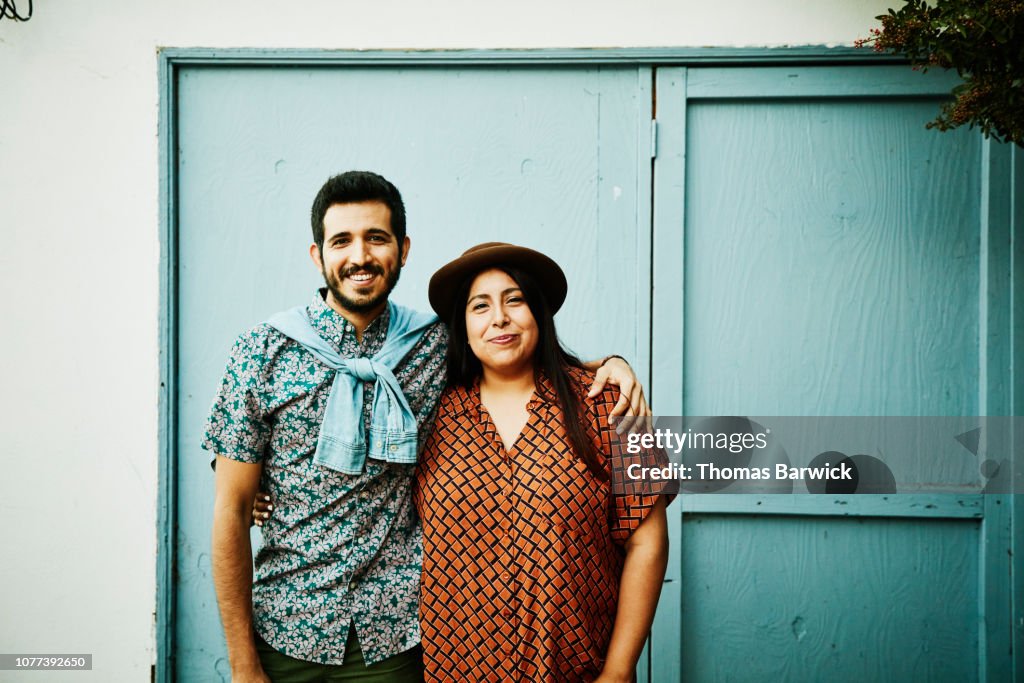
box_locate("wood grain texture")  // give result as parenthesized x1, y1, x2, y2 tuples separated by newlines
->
(156, 52, 176, 683)
(651, 66, 687, 683)
(686, 66, 961, 99)
(160, 46, 901, 67)
(681, 97, 981, 417)
(979, 140, 1015, 682)
(1013, 146, 1024, 683)
(632, 66, 656, 683)
(681, 515, 979, 682)
(681, 493, 985, 519)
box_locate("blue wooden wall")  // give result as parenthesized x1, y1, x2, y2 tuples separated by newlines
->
(163, 54, 1021, 682)
(650, 65, 1018, 683)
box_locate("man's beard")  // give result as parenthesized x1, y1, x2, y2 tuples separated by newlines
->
(323, 263, 402, 314)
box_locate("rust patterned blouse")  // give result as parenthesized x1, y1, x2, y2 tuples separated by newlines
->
(414, 367, 668, 682)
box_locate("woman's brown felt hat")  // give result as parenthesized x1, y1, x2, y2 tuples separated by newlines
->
(428, 242, 568, 323)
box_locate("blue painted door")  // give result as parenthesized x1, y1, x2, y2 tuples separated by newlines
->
(650, 66, 1018, 682)
(174, 65, 653, 680)
(172, 60, 1020, 683)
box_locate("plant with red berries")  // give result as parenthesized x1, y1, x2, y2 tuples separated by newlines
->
(857, 0, 1023, 147)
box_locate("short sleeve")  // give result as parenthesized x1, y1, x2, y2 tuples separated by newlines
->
(589, 384, 675, 545)
(200, 330, 271, 464)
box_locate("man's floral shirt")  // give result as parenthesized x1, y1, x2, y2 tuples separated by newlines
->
(202, 290, 448, 665)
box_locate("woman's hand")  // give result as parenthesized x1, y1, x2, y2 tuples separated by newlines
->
(251, 493, 273, 527)
(586, 356, 651, 432)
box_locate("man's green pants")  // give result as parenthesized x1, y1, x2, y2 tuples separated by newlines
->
(255, 629, 424, 682)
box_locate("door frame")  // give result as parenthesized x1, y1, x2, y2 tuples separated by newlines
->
(156, 46, 1018, 683)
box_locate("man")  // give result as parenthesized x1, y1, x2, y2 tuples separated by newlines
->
(203, 171, 649, 682)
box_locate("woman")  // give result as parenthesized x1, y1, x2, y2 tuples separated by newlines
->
(253, 242, 670, 681)
(415, 242, 670, 682)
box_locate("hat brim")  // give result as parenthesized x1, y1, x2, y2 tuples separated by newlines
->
(428, 243, 568, 323)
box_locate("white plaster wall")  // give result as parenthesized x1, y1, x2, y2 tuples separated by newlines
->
(0, 0, 891, 680)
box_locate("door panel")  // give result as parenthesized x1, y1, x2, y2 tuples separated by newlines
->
(174, 65, 650, 680)
(681, 515, 979, 681)
(652, 65, 1010, 682)
(683, 96, 979, 416)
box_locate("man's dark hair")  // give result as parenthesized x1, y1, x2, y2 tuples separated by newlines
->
(446, 265, 607, 480)
(310, 171, 407, 252)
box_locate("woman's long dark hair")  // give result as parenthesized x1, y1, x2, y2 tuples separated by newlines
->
(446, 265, 606, 479)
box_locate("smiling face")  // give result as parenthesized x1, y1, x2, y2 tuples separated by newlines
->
(310, 200, 410, 324)
(464, 268, 539, 379)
